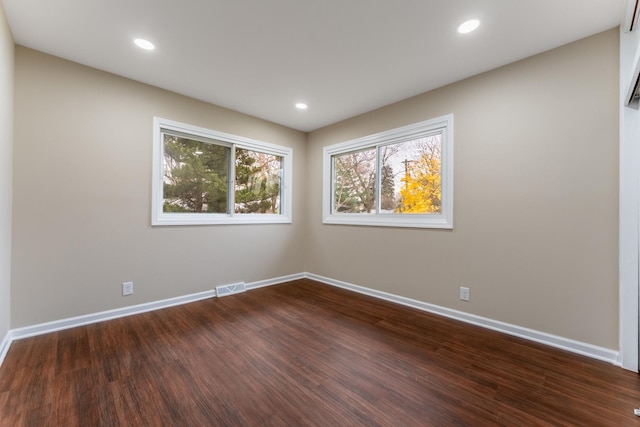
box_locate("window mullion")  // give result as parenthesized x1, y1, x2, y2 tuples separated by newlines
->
(376, 145, 382, 214)
(331, 156, 337, 214)
(229, 144, 236, 216)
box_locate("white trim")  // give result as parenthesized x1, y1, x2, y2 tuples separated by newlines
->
(624, 0, 639, 33)
(10, 289, 215, 341)
(246, 272, 305, 290)
(624, 42, 640, 106)
(0, 272, 621, 369)
(305, 273, 620, 365)
(619, 25, 640, 372)
(0, 330, 11, 367)
(152, 117, 293, 226)
(2, 273, 306, 352)
(322, 114, 453, 229)
(619, 107, 639, 371)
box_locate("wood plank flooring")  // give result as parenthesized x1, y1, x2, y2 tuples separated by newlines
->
(1, 279, 639, 426)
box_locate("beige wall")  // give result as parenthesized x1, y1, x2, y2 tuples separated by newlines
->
(0, 3, 13, 342)
(10, 28, 620, 351)
(11, 47, 307, 327)
(307, 29, 619, 349)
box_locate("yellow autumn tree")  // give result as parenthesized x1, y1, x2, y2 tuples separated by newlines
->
(398, 152, 441, 214)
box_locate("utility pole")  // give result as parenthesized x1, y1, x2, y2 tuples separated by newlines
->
(401, 159, 415, 212)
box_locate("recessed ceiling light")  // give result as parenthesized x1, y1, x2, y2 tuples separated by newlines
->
(457, 19, 480, 34)
(295, 103, 308, 110)
(134, 38, 155, 50)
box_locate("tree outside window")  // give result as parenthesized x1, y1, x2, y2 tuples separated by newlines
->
(323, 114, 453, 229)
(163, 135, 229, 213)
(234, 149, 282, 214)
(153, 117, 292, 226)
(332, 135, 442, 215)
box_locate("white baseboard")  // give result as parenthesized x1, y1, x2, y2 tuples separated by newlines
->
(0, 330, 11, 367)
(304, 273, 621, 366)
(10, 289, 216, 341)
(246, 272, 305, 290)
(2, 273, 306, 359)
(0, 272, 621, 369)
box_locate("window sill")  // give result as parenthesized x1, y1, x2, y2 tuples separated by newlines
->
(323, 214, 452, 229)
(152, 214, 292, 226)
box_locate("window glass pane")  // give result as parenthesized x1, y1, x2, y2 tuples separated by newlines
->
(234, 148, 282, 214)
(382, 134, 442, 214)
(162, 134, 230, 213)
(333, 148, 377, 214)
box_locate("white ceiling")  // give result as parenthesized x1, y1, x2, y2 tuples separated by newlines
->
(2, 0, 625, 132)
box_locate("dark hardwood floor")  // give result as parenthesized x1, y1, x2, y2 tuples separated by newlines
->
(1, 279, 639, 426)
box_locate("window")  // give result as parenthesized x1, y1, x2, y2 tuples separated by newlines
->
(323, 114, 453, 228)
(152, 117, 292, 225)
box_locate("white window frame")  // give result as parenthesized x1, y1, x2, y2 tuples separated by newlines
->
(322, 114, 453, 229)
(152, 117, 293, 226)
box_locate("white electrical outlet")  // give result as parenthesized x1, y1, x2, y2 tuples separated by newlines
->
(459, 286, 470, 301)
(122, 281, 133, 296)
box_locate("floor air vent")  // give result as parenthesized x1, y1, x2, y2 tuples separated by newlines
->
(215, 282, 246, 297)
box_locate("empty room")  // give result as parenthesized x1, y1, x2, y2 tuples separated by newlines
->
(1, 0, 640, 425)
